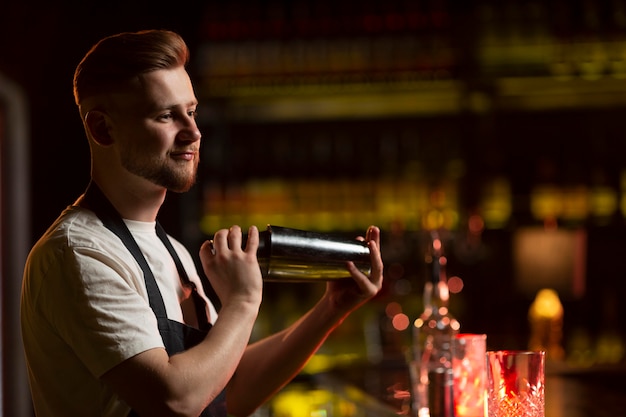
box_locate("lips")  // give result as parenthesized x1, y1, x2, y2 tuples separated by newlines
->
(171, 149, 197, 160)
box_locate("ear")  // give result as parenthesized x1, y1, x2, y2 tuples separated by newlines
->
(84, 110, 113, 146)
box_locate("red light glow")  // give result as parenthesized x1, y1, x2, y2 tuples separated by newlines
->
(468, 214, 484, 234)
(392, 313, 410, 331)
(385, 301, 403, 318)
(448, 276, 464, 293)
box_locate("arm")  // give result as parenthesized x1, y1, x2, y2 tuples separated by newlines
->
(102, 226, 263, 417)
(226, 226, 384, 417)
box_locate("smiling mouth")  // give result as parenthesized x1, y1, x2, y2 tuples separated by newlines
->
(171, 150, 197, 161)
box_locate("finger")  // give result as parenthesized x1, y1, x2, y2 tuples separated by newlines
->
(367, 239, 384, 286)
(212, 228, 230, 253)
(200, 239, 213, 258)
(199, 239, 217, 270)
(227, 225, 242, 250)
(346, 261, 366, 282)
(366, 225, 380, 245)
(356, 225, 379, 243)
(346, 261, 379, 295)
(244, 225, 259, 254)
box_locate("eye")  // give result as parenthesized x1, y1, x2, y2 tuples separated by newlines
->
(188, 109, 198, 119)
(157, 112, 174, 121)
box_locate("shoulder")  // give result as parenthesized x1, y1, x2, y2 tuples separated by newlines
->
(22, 206, 159, 347)
(24, 206, 138, 290)
(30, 206, 127, 258)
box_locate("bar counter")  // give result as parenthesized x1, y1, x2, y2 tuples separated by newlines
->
(262, 359, 626, 417)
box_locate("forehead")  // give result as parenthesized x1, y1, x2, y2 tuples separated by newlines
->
(110, 66, 197, 113)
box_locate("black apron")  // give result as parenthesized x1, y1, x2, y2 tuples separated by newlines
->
(82, 183, 227, 417)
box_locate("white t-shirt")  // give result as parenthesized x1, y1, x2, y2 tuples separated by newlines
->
(21, 205, 217, 417)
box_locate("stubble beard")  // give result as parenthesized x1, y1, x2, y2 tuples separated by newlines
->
(121, 153, 199, 193)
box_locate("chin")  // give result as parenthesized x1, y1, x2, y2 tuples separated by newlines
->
(168, 179, 196, 193)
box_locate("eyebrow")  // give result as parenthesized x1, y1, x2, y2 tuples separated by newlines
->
(148, 99, 198, 114)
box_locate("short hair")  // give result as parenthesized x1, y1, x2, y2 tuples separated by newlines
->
(73, 29, 189, 106)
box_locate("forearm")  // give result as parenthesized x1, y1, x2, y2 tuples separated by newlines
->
(167, 302, 259, 408)
(103, 301, 259, 417)
(226, 295, 350, 417)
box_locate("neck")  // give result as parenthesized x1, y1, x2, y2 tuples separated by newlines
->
(90, 175, 166, 222)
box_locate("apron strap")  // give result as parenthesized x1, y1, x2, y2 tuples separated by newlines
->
(82, 182, 210, 328)
(155, 222, 211, 331)
(83, 182, 168, 318)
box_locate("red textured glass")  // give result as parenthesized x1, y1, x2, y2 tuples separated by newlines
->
(486, 351, 545, 417)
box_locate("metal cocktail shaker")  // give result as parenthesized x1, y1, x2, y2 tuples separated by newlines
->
(248, 225, 371, 282)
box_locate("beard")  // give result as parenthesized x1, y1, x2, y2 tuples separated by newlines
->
(121, 151, 199, 193)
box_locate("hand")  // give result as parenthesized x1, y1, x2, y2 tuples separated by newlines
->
(324, 225, 383, 314)
(199, 225, 263, 309)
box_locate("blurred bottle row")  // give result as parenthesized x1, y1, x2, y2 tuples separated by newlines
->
(199, 164, 626, 235)
(193, 0, 626, 94)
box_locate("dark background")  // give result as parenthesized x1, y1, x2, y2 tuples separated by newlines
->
(0, 1, 208, 239)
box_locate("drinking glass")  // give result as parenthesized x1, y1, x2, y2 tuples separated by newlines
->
(452, 334, 487, 417)
(486, 350, 545, 417)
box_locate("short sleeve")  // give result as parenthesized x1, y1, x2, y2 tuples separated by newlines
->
(42, 244, 164, 377)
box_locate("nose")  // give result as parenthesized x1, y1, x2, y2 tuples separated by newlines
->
(179, 118, 202, 143)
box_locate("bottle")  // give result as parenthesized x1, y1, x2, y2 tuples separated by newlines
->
(410, 231, 459, 417)
(243, 225, 372, 282)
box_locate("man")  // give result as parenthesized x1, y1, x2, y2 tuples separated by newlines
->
(21, 29, 383, 417)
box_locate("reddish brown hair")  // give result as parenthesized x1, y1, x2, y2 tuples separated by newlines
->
(73, 29, 189, 105)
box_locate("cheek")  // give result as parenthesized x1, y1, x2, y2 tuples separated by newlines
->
(122, 125, 171, 152)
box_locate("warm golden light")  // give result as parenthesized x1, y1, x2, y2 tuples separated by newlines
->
(528, 288, 565, 360)
(424, 209, 446, 230)
(590, 185, 618, 219)
(513, 227, 587, 298)
(437, 281, 450, 301)
(530, 184, 563, 219)
(561, 186, 589, 221)
(529, 288, 563, 320)
(480, 177, 512, 229)
(271, 387, 357, 417)
(451, 320, 461, 331)
(201, 174, 462, 233)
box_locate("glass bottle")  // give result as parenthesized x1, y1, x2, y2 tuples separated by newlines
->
(410, 231, 459, 417)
